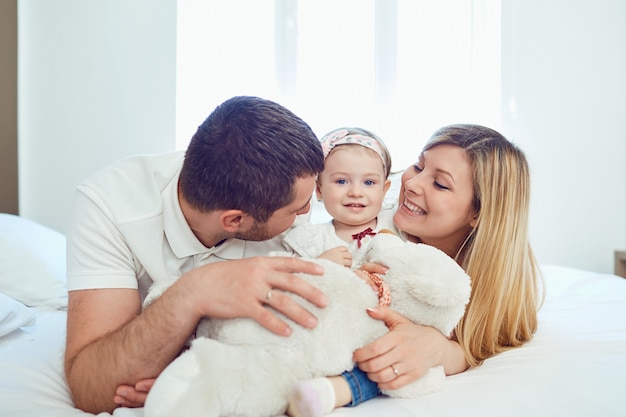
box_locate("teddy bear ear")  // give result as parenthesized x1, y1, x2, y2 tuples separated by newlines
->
(402, 244, 471, 307)
(367, 232, 403, 260)
(407, 277, 471, 307)
(371, 232, 402, 247)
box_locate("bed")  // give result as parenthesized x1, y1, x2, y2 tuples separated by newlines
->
(1, 212, 625, 417)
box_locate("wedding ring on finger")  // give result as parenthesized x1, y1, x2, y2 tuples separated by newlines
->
(264, 289, 273, 305)
(390, 364, 400, 378)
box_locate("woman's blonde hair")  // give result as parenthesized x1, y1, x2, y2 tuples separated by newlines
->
(423, 124, 542, 367)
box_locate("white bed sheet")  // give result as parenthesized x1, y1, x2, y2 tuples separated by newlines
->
(1, 265, 625, 417)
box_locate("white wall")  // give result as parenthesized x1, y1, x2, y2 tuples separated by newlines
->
(18, 0, 176, 233)
(501, 0, 626, 273)
(17, 0, 626, 273)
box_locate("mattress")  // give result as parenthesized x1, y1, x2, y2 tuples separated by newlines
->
(1, 213, 625, 416)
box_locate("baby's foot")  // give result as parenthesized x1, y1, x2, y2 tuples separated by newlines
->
(286, 378, 335, 417)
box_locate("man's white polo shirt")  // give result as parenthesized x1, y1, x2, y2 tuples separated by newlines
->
(66, 152, 286, 302)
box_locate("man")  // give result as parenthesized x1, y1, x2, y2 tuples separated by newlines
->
(64, 96, 328, 413)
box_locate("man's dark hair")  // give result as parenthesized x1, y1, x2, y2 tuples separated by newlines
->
(179, 96, 324, 222)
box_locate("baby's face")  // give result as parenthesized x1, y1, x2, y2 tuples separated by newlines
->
(317, 145, 388, 228)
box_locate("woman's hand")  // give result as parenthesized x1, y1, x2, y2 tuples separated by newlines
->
(352, 307, 467, 390)
(114, 378, 156, 408)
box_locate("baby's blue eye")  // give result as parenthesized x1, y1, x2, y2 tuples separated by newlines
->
(336, 179, 348, 185)
(364, 180, 375, 186)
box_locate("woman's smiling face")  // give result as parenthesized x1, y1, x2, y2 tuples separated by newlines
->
(393, 144, 477, 257)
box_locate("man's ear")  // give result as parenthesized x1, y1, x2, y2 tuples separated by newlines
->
(315, 182, 323, 201)
(219, 209, 249, 233)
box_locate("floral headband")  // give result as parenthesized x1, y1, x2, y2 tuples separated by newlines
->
(319, 129, 387, 169)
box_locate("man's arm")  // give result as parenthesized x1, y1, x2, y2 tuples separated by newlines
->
(64, 256, 328, 414)
(64, 284, 199, 413)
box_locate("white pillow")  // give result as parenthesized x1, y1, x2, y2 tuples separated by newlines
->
(0, 214, 68, 309)
(0, 292, 36, 337)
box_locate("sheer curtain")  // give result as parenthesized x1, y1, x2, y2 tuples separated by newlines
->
(176, 0, 501, 170)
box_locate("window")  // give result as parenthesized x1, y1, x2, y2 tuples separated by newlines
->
(176, 0, 501, 170)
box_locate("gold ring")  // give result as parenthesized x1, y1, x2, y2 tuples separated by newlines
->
(390, 364, 399, 377)
(264, 289, 272, 305)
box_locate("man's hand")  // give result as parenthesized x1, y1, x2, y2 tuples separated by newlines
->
(114, 378, 156, 408)
(186, 256, 328, 336)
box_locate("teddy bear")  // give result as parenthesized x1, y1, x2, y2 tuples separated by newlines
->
(143, 233, 471, 417)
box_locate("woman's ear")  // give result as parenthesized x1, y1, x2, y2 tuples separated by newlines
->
(219, 209, 248, 233)
(469, 212, 479, 228)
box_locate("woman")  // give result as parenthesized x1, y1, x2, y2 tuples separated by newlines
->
(288, 124, 542, 416)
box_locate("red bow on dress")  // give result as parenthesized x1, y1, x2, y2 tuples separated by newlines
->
(352, 227, 377, 248)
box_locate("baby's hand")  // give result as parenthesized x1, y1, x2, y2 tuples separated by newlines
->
(318, 246, 352, 267)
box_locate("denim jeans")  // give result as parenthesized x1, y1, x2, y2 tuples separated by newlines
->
(341, 367, 380, 407)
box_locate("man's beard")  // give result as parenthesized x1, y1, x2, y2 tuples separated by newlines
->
(235, 220, 273, 242)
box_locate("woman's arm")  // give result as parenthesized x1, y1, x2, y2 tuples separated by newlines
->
(352, 307, 469, 390)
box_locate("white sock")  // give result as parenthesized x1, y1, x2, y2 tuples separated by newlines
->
(287, 377, 336, 417)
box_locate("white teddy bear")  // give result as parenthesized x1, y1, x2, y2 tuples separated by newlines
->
(144, 233, 471, 417)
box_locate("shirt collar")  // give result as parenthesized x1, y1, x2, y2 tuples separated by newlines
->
(163, 169, 245, 260)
